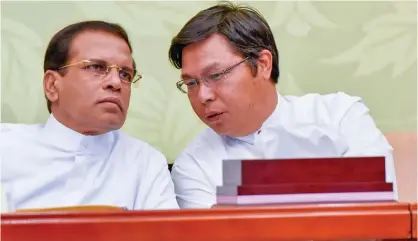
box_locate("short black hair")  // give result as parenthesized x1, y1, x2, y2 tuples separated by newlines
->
(168, 1, 279, 83)
(43, 20, 135, 113)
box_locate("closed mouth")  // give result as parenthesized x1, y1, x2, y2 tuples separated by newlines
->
(99, 98, 122, 111)
(206, 112, 223, 121)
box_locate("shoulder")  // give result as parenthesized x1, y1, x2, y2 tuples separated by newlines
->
(1, 123, 44, 144)
(172, 127, 224, 175)
(181, 127, 223, 156)
(281, 92, 364, 124)
(1, 123, 44, 134)
(0, 123, 45, 176)
(284, 92, 361, 110)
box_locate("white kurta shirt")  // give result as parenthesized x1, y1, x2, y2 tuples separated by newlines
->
(0, 114, 179, 211)
(171, 92, 397, 208)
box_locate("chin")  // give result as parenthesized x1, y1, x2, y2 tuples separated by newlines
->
(210, 124, 244, 137)
(101, 116, 125, 130)
(207, 123, 230, 136)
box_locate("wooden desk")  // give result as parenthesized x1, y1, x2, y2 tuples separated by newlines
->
(1, 202, 415, 241)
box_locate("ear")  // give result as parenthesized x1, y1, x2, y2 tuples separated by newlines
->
(257, 49, 273, 81)
(43, 70, 62, 104)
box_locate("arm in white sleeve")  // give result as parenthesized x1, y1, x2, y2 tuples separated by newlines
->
(171, 152, 215, 209)
(135, 151, 179, 210)
(339, 99, 397, 199)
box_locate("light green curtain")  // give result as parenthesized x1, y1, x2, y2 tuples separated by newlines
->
(1, 1, 416, 163)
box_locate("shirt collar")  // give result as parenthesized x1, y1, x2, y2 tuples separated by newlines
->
(225, 90, 284, 145)
(41, 114, 114, 153)
(261, 90, 283, 130)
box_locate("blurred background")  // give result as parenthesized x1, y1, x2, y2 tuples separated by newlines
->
(1, 1, 416, 200)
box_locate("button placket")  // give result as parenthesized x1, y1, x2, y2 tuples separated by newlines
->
(66, 156, 86, 188)
(64, 145, 90, 202)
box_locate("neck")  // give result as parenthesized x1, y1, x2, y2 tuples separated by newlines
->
(230, 85, 278, 137)
(253, 86, 278, 129)
(51, 110, 104, 136)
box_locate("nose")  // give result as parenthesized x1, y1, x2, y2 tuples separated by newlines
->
(102, 68, 121, 91)
(197, 82, 215, 105)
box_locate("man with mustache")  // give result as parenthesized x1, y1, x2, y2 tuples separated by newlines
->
(1, 21, 179, 211)
(169, 2, 396, 208)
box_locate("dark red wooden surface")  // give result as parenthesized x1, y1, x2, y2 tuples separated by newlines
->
(218, 182, 393, 195)
(234, 156, 386, 185)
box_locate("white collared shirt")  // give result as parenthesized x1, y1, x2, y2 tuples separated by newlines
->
(171, 92, 397, 209)
(0, 114, 179, 211)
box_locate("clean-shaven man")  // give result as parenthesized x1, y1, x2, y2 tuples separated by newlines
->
(168, 2, 396, 208)
(1, 21, 179, 211)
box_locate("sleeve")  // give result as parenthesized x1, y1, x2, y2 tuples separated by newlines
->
(171, 152, 215, 209)
(134, 149, 179, 210)
(338, 98, 398, 199)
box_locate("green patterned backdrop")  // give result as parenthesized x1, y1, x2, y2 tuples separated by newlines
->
(1, 1, 416, 163)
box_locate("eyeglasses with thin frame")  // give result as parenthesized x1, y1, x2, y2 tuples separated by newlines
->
(176, 57, 249, 94)
(59, 59, 142, 84)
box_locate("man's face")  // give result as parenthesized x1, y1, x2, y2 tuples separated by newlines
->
(181, 34, 265, 137)
(50, 30, 134, 134)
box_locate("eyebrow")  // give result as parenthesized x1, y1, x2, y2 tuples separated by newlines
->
(89, 58, 134, 72)
(181, 61, 221, 80)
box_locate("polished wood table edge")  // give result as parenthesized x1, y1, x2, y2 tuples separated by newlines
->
(1, 202, 414, 241)
(2, 201, 410, 220)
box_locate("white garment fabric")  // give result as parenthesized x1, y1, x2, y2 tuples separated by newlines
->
(171, 92, 397, 209)
(1, 183, 10, 213)
(0, 114, 179, 211)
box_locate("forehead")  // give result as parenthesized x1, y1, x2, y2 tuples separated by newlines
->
(181, 34, 238, 76)
(69, 30, 133, 68)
